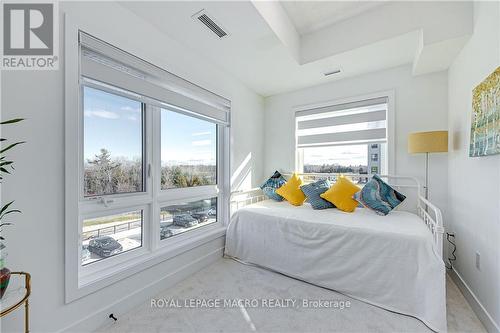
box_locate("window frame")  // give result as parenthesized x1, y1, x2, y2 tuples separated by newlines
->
(65, 21, 229, 303)
(152, 104, 224, 250)
(78, 88, 153, 280)
(294, 91, 395, 175)
(79, 204, 149, 283)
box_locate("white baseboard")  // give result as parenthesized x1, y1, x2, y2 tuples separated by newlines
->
(449, 268, 500, 333)
(59, 245, 224, 333)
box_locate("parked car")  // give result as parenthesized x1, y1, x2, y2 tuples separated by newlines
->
(172, 214, 198, 228)
(81, 245, 91, 262)
(160, 226, 173, 239)
(160, 225, 187, 239)
(208, 208, 216, 217)
(88, 236, 123, 258)
(191, 211, 209, 223)
(160, 223, 175, 239)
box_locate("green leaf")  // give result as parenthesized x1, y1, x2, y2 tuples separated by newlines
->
(0, 223, 12, 227)
(0, 118, 24, 125)
(0, 141, 25, 154)
(0, 209, 21, 220)
(0, 201, 14, 215)
(0, 167, 10, 174)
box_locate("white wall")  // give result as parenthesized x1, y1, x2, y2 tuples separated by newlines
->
(447, 1, 500, 331)
(0, 2, 264, 332)
(264, 65, 449, 216)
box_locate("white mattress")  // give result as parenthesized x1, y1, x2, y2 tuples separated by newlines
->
(225, 200, 446, 332)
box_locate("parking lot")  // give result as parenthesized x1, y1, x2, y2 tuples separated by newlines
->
(81, 208, 216, 265)
(82, 224, 142, 265)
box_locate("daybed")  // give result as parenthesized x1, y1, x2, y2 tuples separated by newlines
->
(225, 174, 446, 332)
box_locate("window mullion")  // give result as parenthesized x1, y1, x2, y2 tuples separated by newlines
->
(150, 104, 161, 251)
(217, 125, 230, 227)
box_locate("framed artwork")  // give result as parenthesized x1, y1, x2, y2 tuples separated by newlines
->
(469, 66, 500, 157)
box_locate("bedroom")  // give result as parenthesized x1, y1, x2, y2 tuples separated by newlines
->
(0, 1, 499, 332)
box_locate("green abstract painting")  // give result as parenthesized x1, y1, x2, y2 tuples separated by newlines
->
(469, 66, 500, 157)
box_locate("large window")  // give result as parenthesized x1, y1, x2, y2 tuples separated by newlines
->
(296, 97, 389, 183)
(67, 31, 230, 297)
(79, 87, 223, 268)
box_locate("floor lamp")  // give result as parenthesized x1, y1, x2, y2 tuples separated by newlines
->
(408, 131, 448, 199)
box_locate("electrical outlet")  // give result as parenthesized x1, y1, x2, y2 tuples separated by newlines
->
(475, 252, 481, 270)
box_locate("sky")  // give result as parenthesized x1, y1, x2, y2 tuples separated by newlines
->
(84, 86, 216, 165)
(161, 109, 216, 166)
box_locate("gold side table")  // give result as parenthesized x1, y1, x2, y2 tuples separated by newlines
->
(0, 272, 31, 333)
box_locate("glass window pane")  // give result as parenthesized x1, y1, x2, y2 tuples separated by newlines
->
(160, 198, 217, 240)
(303, 144, 369, 173)
(302, 143, 387, 183)
(161, 109, 216, 189)
(82, 210, 143, 266)
(84, 86, 144, 197)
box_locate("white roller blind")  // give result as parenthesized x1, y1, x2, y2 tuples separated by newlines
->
(79, 32, 230, 124)
(296, 97, 388, 148)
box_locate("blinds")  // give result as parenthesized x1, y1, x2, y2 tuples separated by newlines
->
(79, 32, 230, 124)
(296, 97, 388, 148)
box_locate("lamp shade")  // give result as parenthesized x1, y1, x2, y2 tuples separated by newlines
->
(408, 131, 448, 153)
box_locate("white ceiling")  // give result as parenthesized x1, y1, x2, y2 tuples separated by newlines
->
(119, 1, 472, 97)
(281, 1, 387, 35)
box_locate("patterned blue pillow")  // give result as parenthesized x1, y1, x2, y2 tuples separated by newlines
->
(300, 180, 335, 210)
(260, 171, 286, 201)
(354, 174, 406, 216)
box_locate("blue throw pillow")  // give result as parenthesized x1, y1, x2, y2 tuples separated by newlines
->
(300, 180, 335, 210)
(354, 174, 406, 216)
(260, 171, 286, 201)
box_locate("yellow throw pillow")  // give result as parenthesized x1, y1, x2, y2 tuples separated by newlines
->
(275, 173, 306, 206)
(320, 176, 360, 212)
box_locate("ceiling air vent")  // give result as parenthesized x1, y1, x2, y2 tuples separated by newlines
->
(193, 10, 228, 39)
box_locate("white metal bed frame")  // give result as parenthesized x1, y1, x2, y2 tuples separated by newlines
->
(230, 172, 444, 259)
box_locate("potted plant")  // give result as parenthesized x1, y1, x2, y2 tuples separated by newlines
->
(0, 118, 24, 299)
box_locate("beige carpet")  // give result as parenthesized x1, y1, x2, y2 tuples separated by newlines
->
(97, 259, 486, 333)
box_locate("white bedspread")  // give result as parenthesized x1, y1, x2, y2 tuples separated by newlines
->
(225, 200, 446, 332)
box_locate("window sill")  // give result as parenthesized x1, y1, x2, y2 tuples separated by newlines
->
(68, 225, 226, 303)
